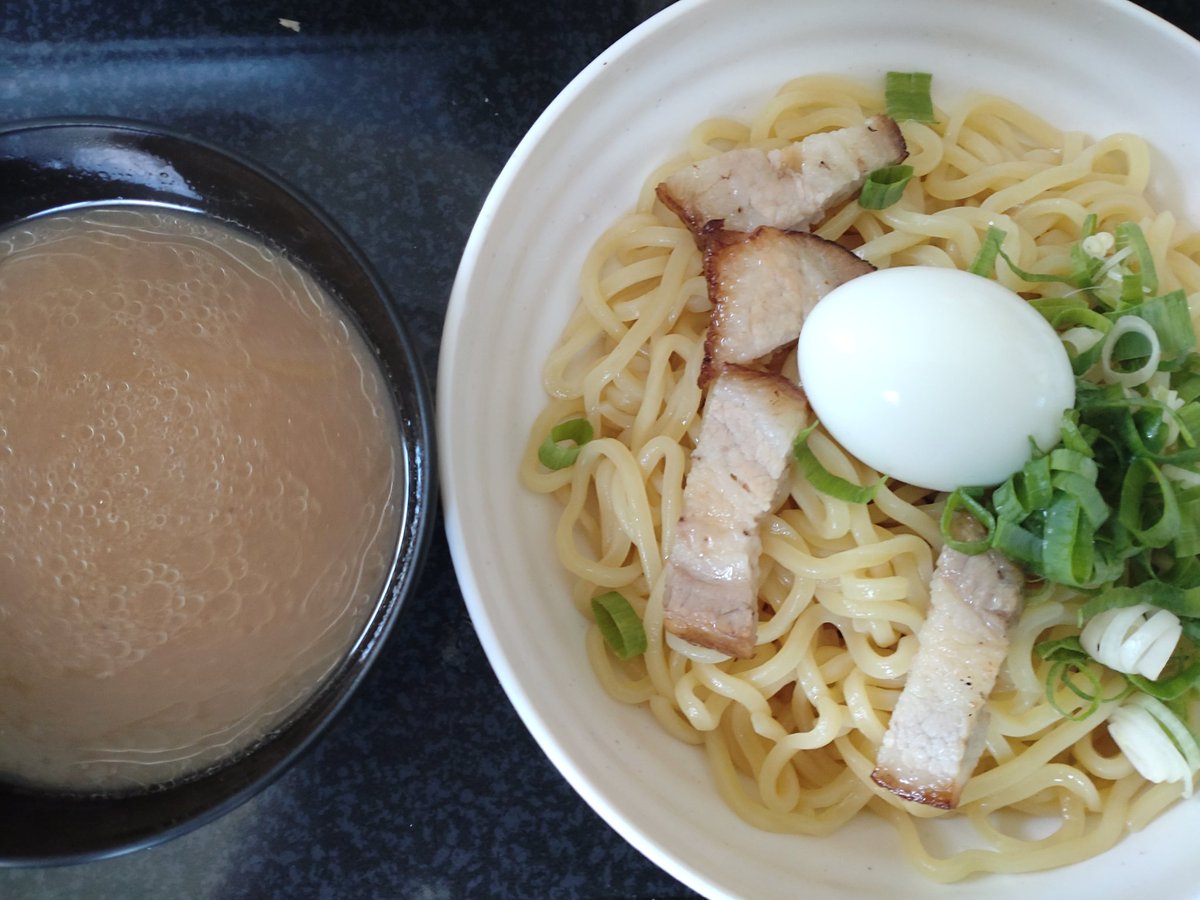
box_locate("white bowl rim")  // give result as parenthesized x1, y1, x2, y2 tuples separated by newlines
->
(439, 1, 1200, 896)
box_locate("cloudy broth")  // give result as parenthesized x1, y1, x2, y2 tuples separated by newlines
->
(0, 207, 402, 793)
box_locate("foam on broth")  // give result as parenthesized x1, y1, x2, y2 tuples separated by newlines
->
(0, 207, 403, 793)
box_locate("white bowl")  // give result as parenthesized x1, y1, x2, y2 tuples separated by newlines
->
(439, 1, 1200, 896)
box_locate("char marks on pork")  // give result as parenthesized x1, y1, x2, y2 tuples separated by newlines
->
(656, 115, 907, 237)
(701, 227, 874, 386)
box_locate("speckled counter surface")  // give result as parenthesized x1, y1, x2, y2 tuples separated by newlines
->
(2, 1, 1199, 898)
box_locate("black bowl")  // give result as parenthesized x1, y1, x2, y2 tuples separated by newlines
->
(0, 119, 435, 865)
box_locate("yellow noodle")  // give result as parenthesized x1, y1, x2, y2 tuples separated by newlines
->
(520, 74, 1200, 880)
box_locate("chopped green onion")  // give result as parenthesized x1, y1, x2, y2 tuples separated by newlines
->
(1173, 487, 1200, 557)
(1039, 630, 1131, 720)
(969, 225, 1006, 277)
(939, 488, 995, 554)
(793, 423, 881, 504)
(1050, 446, 1099, 480)
(1175, 403, 1200, 447)
(1177, 370, 1200, 403)
(1108, 693, 1200, 795)
(1059, 413, 1095, 457)
(1012, 454, 1054, 511)
(945, 217, 1200, 713)
(858, 164, 914, 210)
(1051, 471, 1109, 528)
(1030, 295, 1091, 325)
(538, 418, 594, 470)
(1130, 659, 1200, 701)
(1053, 306, 1113, 333)
(885, 71, 936, 123)
(1114, 290, 1196, 362)
(1035, 635, 1088, 662)
(591, 591, 647, 660)
(995, 248, 1081, 290)
(1081, 583, 1200, 623)
(1119, 457, 1180, 548)
(1115, 222, 1158, 304)
(1045, 658, 1116, 721)
(1101, 316, 1161, 387)
(991, 517, 1044, 568)
(1042, 496, 1095, 585)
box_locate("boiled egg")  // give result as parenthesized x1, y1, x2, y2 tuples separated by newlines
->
(797, 266, 1075, 492)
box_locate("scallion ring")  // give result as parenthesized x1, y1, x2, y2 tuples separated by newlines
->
(538, 417, 594, 470)
(591, 591, 647, 660)
(858, 164, 913, 210)
(1101, 315, 1161, 387)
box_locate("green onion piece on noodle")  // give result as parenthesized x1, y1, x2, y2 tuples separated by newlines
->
(1036, 638, 1129, 722)
(792, 423, 881, 504)
(939, 488, 995, 554)
(1035, 635, 1088, 662)
(1115, 221, 1158, 304)
(1044, 659, 1120, 721)
(884, 71, 936, 123)
(591, 591, 647, 660)
(1080, 583, 1200, 623)
(1115, 290, 1195, 361)
(969, 226, 1006, 277)
(538, 417, 594, 470)
(1129, 659, 1200, 701)
(858, 164, 914, 210)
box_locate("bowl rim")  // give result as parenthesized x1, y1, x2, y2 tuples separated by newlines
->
(0, 115, 437, 867)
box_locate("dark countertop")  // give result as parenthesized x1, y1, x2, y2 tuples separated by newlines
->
(2, 1, 1199, 897)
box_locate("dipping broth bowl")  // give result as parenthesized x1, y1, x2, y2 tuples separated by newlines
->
(0, 120, 434, 865)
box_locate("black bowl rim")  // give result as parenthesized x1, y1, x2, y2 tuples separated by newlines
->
(0, 115, 438, 866)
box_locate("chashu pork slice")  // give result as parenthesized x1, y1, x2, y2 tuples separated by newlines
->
(664, 365, 809, 659)
(656, 115, 907, 236)
(702, 227, 873, 386)
(871, 533, 1025, 809)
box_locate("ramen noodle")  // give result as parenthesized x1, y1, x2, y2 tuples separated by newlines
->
(519, 75, 1200, 880)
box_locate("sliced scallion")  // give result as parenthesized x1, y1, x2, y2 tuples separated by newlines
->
(1108, 693, 1200, 795)
(1130, 659, 1200, 701)
(859, 164, 914, 210)
(1100, 316, 1161, 387)
(969, 225, 1006, 277)
(1037, 632, 1130, 721)
(939, 488, 995, 554)
(1030, 295, 1091, 325)
(591, 591, 647, 660)
(1081, 583, 1200, 623)
(1045, 659, 1112, 720)
(538, 417, 594, 470)
(884, 71, 936, 123)
(1115, 222, 1158, 304)
(1117, 290, 1195, 362)
(792, 423, 880, 504)
(1119, 457, 1180, 548)
(1035, 635, 1089, 662)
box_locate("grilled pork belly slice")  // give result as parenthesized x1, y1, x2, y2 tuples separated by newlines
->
(664, 366, 809, 659)
(702, 227, 873, 385)
(656, 115, 907, 236)
(871, 534, 1024, 809)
